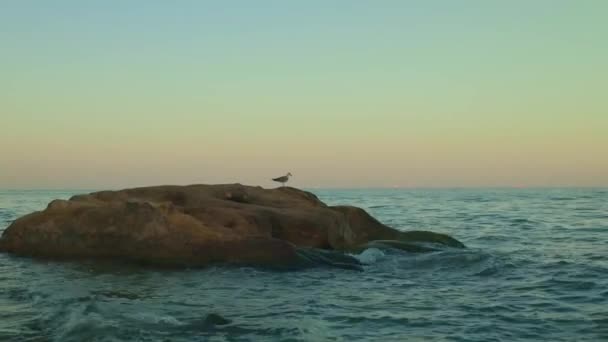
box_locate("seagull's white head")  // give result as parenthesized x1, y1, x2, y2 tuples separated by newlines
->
(287, 172, 293, 177)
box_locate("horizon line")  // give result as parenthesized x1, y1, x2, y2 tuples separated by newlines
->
(1, 184, 607, 192)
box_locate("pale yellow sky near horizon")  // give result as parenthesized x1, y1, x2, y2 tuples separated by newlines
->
(1, 1, 607, 188)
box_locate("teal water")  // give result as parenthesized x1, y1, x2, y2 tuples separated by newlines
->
(0, 188, 607, 341)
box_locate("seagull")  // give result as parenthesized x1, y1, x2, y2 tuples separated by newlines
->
(272, 172, 292, 187)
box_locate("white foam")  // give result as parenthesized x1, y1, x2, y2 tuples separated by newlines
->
(353, 248, 386, 264)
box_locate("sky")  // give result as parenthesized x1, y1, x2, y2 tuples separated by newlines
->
(1, 1, 607, 189)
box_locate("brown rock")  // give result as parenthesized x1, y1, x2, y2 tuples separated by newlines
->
(0, 184, 464, 268)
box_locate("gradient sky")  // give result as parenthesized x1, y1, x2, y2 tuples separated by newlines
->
(1, 1, 607, 189)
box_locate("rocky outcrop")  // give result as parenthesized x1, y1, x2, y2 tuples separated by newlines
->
(0, 184, 464, 269)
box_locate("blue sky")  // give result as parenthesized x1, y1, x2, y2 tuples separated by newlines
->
(1, 1, 607, 188)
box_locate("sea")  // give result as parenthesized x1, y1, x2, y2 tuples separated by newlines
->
(0, 188, 606, 341)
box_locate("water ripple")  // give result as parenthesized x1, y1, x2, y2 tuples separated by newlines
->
(0, 188, 606, 341)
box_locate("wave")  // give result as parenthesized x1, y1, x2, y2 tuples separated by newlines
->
(354, 248, 386, 264)
(350, 244, 510, 278)
(295, 248, 363, 271)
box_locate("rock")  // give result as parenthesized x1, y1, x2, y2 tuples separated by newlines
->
(0, 184, 464, 268)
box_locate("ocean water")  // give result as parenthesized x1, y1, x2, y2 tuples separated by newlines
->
(0, 188, 607, 341)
